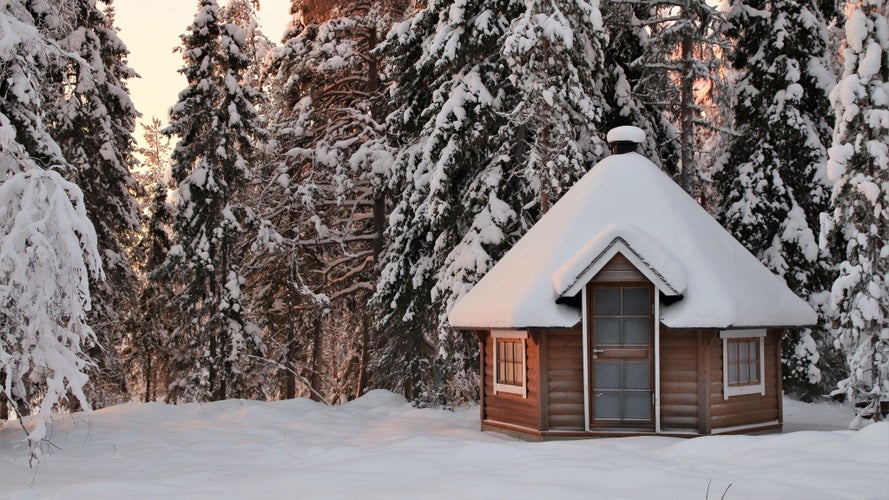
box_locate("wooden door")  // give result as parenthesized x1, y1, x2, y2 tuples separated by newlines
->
(588, 284, 654, 430)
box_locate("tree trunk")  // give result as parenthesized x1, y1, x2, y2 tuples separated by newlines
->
(539, 124, 551, 214)
(209, 327, 219, 401)
(284, 295, 298, 399)
(679, 31, 696, 198)
(309, 316, 324, 402)
(357, 314, 371, 398)
(144, 355, 152, 403)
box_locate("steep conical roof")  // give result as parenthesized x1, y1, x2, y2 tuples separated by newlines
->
(448, 151, 817, 329)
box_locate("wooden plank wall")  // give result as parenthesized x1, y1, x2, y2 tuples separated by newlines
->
(482, 332, 541, 430)
(659, 329, 700, 431)
(545, 329, 585, 430)
(708, 329, 782, 430)
(589, 254, 647, 283)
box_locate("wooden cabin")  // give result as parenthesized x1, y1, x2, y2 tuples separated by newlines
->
(448, 127, 817, 439)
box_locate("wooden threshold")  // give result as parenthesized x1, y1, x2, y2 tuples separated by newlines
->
(482, 419, 750, 440)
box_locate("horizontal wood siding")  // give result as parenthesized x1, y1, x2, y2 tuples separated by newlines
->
(483, 331, 540, 430)
(545, 329, 584, 430)
(708, 329, 782, 430)
(659, 328, 699, 431)
(589, 254, 647, 283)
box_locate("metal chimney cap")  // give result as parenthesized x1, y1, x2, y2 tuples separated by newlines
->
(607, 126, 646, 144)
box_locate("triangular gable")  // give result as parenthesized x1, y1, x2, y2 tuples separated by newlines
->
(553, 224, 687, 299)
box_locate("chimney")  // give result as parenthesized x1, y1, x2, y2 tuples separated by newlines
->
(606, 126, 646, 155)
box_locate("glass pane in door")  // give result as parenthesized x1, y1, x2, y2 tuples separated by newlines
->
(623, 318, 650, 344)
(595, 318, 621, 344)
(595, 362, 622, 390)
(623, 287, 650, 315)
(595, 393, 621, 419)
(623, 362, 650, 390)
(624, 392, 652, 420)
(595, 288, 621, 315)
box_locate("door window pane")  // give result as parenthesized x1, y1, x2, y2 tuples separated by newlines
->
(595, 318, 621, 344)
(623, 318, 650, 345)
(624, 392, 651, 420)
(623, 287, 650, 315)
(624, 362, 650, 390)
(595, 288, 620, 315)
(595, 362, 622, 390)
(595, 392, 621, 419)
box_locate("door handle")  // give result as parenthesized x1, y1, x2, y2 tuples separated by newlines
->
(592, 349, 605, 353)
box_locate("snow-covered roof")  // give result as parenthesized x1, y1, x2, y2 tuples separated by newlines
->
(448, 151, 817, 330)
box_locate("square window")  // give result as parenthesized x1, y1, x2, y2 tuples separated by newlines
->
(492, 331, 527, 397)
(721, 330, 766, 398)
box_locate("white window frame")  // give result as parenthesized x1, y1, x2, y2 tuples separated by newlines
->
(720, 329, 766, 399)
(492, 330, 527, 397)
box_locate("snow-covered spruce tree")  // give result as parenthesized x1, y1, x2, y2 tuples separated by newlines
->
(600, 0, 680, 173)
(161, 0, 267, 403)
(372, 0, 609, 404)
(716, 0, 840, 399)
(0, 0, 102, 460)
(253, 0, 407, 402)
(221, 0, 273, 91)
(502, 0, 608, 212)
(123, 119, 174, 403)
(821, 0, 888, 426)
(621, 0, 727, 198)
(127, 178, 174, 403)
(45, 0, 142, 408)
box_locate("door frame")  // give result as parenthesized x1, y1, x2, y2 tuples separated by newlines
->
(582, 282, 660, 432)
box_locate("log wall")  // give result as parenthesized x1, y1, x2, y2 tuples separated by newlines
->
(707, 329, 782, 431)
(659, 328, 701, 431)
(545, 328, 585, 431)
(482, 331, 541, 430)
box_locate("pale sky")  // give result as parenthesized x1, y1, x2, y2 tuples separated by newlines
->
(114, 0, 292, 141)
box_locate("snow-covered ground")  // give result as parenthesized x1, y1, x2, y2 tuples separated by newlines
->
(1, 391, 886, 499)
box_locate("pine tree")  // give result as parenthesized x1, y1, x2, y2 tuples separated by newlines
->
(502, 0, 608, 211)
(127, 179, 174, 403)
(621, 0, 727, 197)
(221, 0, 274, 91)
(373, 0, 609, 403)
(716, 0, 840, 399)
(46, 0, 141, 407)
(821, 0, 888, 426)
(254, 0, 407, 402)
(124, 118, 174, 403)
(600, 0, 680, 173)
(161, 0, 267, 402)
(0, 0, 102, 460)
(135, 117, 172, 186)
